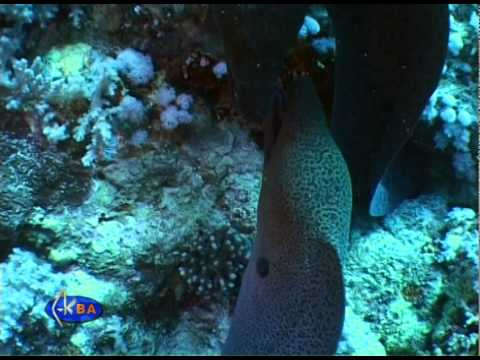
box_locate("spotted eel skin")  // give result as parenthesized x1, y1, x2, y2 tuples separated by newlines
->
(223, 77, 352, 355)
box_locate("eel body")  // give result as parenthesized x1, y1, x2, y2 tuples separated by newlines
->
(326, 5, 449, 214)
(212, 4, 308, 124)
(223, 77, 352, 355)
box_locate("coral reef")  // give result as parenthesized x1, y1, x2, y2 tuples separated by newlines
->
(0, 3, 477, 356)
(0, 133, 90, 243)
(337, 307, 386, 355)
(345, 195, 478, 355)
(0, 113, 260, 354)
(415, 3, 478, 206)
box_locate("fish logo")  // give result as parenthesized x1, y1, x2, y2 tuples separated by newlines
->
(45, 290, 103, 326)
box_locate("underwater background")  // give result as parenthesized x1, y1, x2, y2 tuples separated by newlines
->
(0, 4, 478, 355)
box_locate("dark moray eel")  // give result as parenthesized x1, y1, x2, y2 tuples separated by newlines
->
(326, 5, 449, 215)
(212, 4, 308, 124)
(213, 4, 449, 355)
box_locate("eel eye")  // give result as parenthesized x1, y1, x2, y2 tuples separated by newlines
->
(256, 257, 269, 278)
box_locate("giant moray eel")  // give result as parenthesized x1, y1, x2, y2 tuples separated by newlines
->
(212, 4, 308, 124)
(213, 4, 449, 355)
(326, 5, 449, 215)
(223, 77, 351, 355)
